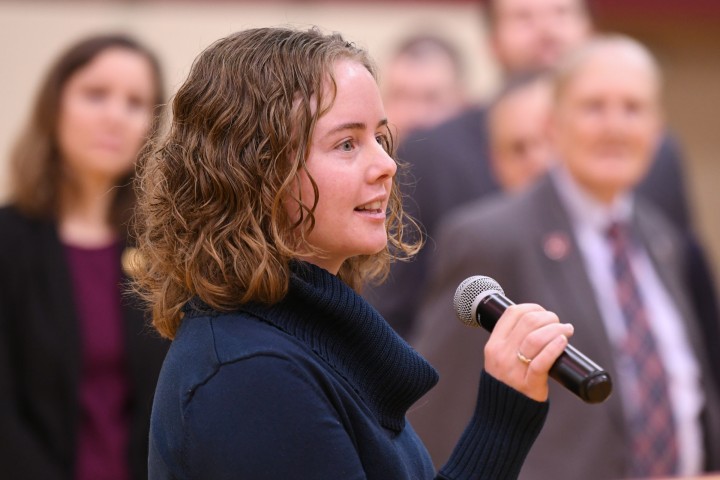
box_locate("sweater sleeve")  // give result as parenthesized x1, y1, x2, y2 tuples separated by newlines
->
(177, 354, 367, 480)
(436, 371, 549, 480)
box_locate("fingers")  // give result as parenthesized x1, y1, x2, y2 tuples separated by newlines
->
(491, 303, 545, 339)
(527, 333, 569, 378)
(484, 303, 574, 402)
(517, 319, 574, 362)
(495, 305, 573, 355)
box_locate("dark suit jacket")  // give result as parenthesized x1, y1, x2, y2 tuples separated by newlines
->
(366, 106, 714, 342)
(0, 205, 169, 479)
(409, 174, 720, 479)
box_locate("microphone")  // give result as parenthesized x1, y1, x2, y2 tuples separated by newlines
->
(454, 275, 612, 404)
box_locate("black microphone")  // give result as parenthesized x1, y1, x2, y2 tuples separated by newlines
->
(454, 275, 612, 404)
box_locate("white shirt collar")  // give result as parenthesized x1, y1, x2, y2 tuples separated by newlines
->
(551, 166, 634, 235)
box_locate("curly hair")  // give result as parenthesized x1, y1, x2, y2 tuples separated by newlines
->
(133, 27, 421, 339)
(9, 33, 164, 230)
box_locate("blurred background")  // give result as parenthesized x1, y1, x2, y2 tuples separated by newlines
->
(0, 0, 718, 278)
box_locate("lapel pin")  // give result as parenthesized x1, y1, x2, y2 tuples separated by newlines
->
(543, 232, 571, 261)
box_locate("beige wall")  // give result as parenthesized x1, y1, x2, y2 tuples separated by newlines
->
(663, 39, 720, 278)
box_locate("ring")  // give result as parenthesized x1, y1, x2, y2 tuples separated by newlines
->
(516, 350, 533, 365)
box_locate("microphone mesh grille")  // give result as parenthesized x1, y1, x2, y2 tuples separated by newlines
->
(453, 276, 504, 327)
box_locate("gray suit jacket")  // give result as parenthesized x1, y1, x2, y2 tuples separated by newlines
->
(410, 174, 720, 479)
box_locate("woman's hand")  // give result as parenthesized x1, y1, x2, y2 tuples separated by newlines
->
(483, 303, 573, 402)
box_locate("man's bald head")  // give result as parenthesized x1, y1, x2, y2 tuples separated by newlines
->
(548, 34, 664, 204)
(553, 34, 662, 102)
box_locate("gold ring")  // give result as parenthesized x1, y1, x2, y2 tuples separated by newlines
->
(517, 350, 533, 365)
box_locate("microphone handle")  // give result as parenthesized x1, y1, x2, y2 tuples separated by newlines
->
(476, 294, 612, 404)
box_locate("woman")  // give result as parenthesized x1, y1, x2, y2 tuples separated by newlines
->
(0, 34, 169, 479)
(135, 27, 572, 479)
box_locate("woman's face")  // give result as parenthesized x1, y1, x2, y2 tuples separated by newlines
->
(291, 58, 397, 274)
(57, 47, 157, 185)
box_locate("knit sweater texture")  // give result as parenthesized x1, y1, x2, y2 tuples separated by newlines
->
(148, 262, 548, 479)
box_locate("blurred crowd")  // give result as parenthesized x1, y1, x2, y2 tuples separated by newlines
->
(374, 0, 720, 478)
(0, 0, 718, 479)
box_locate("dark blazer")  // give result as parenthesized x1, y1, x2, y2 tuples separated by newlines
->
(0, 205, 168, 480)
(409, 174, 720, 479)
(365, 106, 710, 341)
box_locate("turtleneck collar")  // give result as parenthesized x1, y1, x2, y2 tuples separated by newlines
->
(237, 261, 439, 433)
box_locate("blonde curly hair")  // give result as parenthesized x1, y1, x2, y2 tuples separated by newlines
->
(133, 27, 421, 339)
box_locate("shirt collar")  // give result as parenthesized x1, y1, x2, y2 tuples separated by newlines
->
(551, 165, 634, 235)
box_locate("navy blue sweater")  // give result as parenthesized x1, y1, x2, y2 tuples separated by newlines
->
(148, 262, 547, 479)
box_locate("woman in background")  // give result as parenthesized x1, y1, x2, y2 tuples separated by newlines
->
(136, 27, 573, 479)
(0, 34, 168, 479)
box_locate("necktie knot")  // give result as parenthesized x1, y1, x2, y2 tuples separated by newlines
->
(606, 220, 628, 241)
(606, 221, 639, 256)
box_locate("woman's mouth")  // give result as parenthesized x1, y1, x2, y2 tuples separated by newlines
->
(354, 200, 383, 213)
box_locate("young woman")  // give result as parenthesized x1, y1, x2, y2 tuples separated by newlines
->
(0, 34, 168, 479)
(134, 27, 573, 479)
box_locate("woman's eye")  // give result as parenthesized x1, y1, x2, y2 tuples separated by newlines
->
(338, 140, 354, 152)
(127, 95, 149, 113)
(84, 87, 107, 102)
(376, 134, 391, 153)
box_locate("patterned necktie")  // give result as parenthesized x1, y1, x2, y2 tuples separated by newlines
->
(606, 222, 678, 477)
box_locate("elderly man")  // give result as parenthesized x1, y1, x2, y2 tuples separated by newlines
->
(409, 35, 720, 479)
(366, 0, 696, 340)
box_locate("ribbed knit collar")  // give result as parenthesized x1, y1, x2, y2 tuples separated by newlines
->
(238, 261, 439, 433)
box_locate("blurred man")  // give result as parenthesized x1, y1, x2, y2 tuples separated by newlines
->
(367, 0, 699, 341)
(487, 72, 554, 192)
(484, 0, 590, 74)
(410, 35, 720, 479)
(382, 35, 467, 142)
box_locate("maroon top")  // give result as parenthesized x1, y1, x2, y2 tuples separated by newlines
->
(64, 241, 130, 480)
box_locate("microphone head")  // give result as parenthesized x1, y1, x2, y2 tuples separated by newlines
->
(453, 275, 505, 327)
